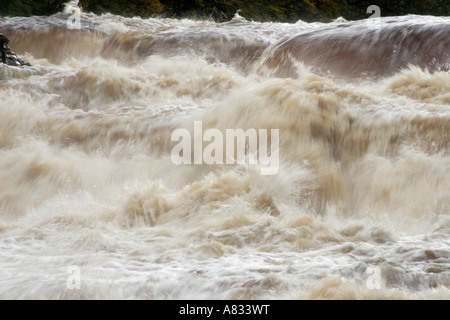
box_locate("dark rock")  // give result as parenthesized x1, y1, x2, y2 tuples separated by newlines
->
(0, 33, 31, 67)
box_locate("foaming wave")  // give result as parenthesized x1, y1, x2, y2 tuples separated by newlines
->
(384, 66, 450, 104)
(297, 276, 450, 300)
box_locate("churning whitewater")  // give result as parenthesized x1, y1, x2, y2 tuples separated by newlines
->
(0, 4, 449, 299)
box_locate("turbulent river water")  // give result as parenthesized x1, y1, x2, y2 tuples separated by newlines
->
(0, 4, 449, 299)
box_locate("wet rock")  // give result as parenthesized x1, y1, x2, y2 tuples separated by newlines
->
(0, 33, 31, 67)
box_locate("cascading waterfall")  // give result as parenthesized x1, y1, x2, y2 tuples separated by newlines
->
(0, 6, 449, 299)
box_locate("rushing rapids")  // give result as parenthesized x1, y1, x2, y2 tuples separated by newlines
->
(0, 6, 449, 299)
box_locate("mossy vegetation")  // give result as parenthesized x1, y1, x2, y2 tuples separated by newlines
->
(1, 0, 449, 22)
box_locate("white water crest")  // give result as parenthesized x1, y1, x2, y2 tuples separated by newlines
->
(0, 6, 449, 299)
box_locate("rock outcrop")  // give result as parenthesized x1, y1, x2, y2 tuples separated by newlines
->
(1, 33, 31, 67)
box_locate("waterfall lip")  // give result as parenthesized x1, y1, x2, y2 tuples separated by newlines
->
(257, 15, 450, 79)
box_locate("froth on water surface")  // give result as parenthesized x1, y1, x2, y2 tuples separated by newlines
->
(0, 9, 449, 299)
